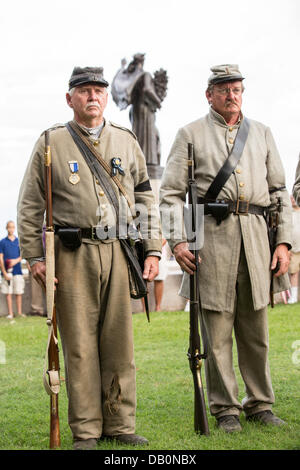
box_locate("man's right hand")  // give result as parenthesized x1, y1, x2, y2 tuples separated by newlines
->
(173, 242, 199, 275)
(4, 272, 12, 281)
(32, 261, 58, 290)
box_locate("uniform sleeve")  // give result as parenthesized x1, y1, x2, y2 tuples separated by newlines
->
(159, 127, 189, 251)
(0, 240, 3, 255)
(17, 136, 46, 259)
(266, 127, 292, 249)
(292, 154, 300, 206)
(130, 139, 162, 254)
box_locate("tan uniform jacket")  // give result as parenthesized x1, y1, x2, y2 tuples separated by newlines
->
(160, 108, 292, 312)
(18, 120, 162, 259)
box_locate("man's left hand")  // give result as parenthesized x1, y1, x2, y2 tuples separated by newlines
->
(143, 256, 159, 282)
(271, 243, 290, 277)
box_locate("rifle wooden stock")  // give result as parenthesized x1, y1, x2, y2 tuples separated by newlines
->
(187, 143, 209, 436)
(44, 130, 61, 449)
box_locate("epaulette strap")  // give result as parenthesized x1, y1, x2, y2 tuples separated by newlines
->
(40, 123, 65, 137)
(109, 121, 137, 140)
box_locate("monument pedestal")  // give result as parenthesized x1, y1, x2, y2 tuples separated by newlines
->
(130, 165, 185, 314)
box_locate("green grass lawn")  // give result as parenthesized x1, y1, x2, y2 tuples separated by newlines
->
(0, 304, 299, 451)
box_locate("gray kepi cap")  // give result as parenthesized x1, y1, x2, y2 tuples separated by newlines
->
(208, 64, 244, 86)
(68, 66, 109, 90)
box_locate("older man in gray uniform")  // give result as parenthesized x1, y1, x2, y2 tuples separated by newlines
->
(18, 67, 162, 449)
(160, 64, 291, 433)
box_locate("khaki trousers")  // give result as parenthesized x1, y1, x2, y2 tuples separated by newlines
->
(55, 239, 136, 440)
(202, 244, 275, 418)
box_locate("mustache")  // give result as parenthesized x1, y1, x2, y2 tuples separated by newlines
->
(85, 101, 101, 110)
(225, 100, 238, 106)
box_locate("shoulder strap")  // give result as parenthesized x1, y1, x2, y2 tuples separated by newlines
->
(205, 117, 250, 200)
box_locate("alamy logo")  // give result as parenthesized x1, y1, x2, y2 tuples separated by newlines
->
(0, 340, 6, 364)
(292, 340, 300, 365)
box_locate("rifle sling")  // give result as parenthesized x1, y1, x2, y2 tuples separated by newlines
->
(205, 117, 250, 200)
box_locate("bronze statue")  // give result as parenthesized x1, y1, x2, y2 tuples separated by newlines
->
(112, 53, 168, 178)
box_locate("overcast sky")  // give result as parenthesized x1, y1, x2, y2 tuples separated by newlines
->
(0, 0, 299, 239)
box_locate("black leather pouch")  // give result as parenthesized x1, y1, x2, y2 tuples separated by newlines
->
(207, 202, 230, 225)
(57, 227, 82, 251)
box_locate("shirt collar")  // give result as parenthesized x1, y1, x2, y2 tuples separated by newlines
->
(74, 119, 105, 139)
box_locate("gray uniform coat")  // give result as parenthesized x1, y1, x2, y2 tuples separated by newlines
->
(292, 154, 300, 206)
(160, 108, 291, 313)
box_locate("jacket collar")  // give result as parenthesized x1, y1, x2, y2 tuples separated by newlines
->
(209, 106, 243, 128)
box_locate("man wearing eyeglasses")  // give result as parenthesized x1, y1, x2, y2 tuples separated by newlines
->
(160, 64, 291, 433)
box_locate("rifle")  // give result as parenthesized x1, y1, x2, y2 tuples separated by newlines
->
(267, 196, 283, 308)
(44, 130, 61, 449)
(186, 143, 209, 435)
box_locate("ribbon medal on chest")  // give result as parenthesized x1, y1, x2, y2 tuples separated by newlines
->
(111, 157, 125, 177)
(68, 160, 80, 185)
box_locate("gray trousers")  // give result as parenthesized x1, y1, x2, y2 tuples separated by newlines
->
(55, 239, 136, 440)
(202, 244, 275, 418)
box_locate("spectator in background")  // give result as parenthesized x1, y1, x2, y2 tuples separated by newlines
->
(288, 195, 300, 304)
(0, 221, 25, 318)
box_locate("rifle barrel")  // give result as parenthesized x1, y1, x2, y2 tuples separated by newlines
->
(187, 143, 210, 436)
(44, 130, 53, 230)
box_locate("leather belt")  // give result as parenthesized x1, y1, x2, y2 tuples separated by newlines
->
(54, 225, 110, 240)
(197, 198, 268, 216)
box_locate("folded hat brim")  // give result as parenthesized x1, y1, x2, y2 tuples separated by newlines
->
(69, 76, 109, 89)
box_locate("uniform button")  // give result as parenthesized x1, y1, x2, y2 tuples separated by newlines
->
(228, 137, 234, 144)
(95, 179, 99, 184)
(98, 191, 105, 196)
(236, 168, 242, 174)
(93, 140, 99, 146)
(239, 182, 245, 187)
(229, 127, 233, 132)
(239, 194, 245, 200)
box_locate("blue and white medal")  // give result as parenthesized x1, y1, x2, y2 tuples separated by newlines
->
(68, 161, 80, 185)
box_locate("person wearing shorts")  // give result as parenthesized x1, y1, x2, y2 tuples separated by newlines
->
(0, 221, 25, 318)
(288, 196, 300, 304)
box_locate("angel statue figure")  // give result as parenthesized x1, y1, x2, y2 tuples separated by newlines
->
(112, 53, 168, 175)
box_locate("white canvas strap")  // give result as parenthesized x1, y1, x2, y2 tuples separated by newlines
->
(43, 231, 60, 396)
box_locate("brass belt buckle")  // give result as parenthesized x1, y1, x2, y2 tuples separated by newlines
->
(236, 198, 249, 215)
(91, 226, 98, 240)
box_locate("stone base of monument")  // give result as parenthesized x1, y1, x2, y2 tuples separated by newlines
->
(131, 258, 186, 314)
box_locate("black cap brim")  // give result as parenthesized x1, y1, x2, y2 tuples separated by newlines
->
(210, 76, 244, 85)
